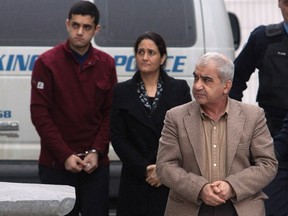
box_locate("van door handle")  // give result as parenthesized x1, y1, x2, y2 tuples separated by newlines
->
(0, 121, 19, 131)
(0, 121, 19, 137)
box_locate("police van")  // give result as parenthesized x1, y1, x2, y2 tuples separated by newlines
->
(0, 0, 240, 202)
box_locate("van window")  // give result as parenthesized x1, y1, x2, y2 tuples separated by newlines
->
(0, 0, 78, 46)
(95, 0, 196, 47)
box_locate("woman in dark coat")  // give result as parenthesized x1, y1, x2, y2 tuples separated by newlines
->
(110, 31, 192, 216)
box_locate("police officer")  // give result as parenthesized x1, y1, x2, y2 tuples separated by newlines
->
(229, 1, 288, 215)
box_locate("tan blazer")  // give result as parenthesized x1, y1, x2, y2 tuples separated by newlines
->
(156, 99, 278, 216)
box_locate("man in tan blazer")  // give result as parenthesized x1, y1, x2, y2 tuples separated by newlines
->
(156, 52, 278, 216)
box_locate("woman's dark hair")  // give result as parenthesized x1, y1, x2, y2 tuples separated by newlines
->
(134, 32, 168, 69)
(68, 1, 100, 25)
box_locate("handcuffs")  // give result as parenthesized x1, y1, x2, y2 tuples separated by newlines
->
(75, 149, 98, 159)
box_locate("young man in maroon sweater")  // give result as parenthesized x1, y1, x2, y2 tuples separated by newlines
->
(30, 1, 117, 215)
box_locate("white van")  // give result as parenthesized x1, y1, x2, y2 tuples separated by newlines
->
(0, 0, 239, 202)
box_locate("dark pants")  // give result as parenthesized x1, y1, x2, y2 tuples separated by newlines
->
(39, 165, 109, 216)
(198, 201, 238, 216)
(264, 168, 288, 216)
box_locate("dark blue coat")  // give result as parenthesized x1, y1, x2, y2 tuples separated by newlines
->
(230, 22, 288, 110)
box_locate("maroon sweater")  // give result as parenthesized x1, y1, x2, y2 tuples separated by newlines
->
(30, 40, 117, 169)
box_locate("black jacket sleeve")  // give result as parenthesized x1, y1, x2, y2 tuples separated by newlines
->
(274, 113, 288, 159)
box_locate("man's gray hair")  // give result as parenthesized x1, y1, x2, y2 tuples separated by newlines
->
(195, 52, 234, 82)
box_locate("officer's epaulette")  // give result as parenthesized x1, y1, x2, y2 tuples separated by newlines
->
(265, 22, 285, 37)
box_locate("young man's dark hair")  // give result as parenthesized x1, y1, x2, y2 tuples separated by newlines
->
(68, 1, 100, 25)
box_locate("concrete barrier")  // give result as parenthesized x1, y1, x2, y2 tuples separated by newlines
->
(0, 182, 75, 216)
